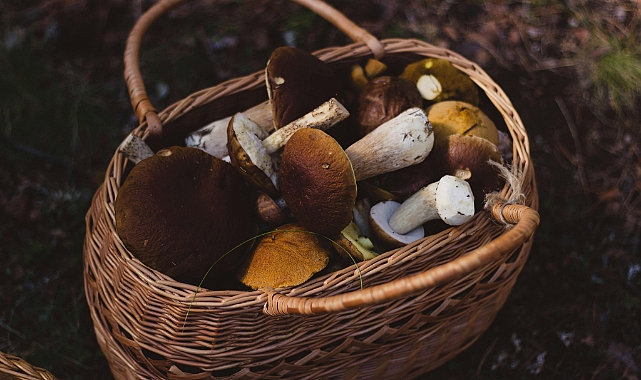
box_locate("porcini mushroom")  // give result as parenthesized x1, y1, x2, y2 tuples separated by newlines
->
(266, 46, 345, 129)
(115, 145, 256, 283)
(388, 175, 475, 235)
(357, 76, 423, 136)
(279, 128, 357, 237)
(433, 134, 504, 204)
(369, 200, 425, 249)
(237, 222, 333, 289)
(426, 100, 499, 146)
(185, 100, 273, 159)
(227, 112, 279, 196)
(399, 58, 479, 105)
(345, 107, 434, 181)
(333, 221, 378, 262)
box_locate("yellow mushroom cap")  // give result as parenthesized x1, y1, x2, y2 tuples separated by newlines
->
(237, 223, 332, 289)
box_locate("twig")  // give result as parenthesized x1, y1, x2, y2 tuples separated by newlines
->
(476, 337, 499, 376)
(555, 96, 589, 198)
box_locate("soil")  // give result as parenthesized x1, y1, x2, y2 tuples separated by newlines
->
(1, 0, 639, 379)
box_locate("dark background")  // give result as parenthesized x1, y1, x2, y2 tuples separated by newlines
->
(1, 0, 640, 378)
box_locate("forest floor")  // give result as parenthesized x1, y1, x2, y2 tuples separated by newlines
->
(1, 0, 640, 379)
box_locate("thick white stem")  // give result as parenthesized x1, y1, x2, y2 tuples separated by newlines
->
(261, 98, 349, 155)
(388, 182, 439, 234)
(345, 107, 434, 181)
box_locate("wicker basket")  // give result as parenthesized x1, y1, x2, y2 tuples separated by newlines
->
(83, 0, 540, 378)
(0, 352, 58, 380)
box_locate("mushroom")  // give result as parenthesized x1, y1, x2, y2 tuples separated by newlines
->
(279, 128, 357, 237)
(236, 222, 333, 290)
(399, 58, 479, 105)
(227, 98, 349, 196)
(115, 145, 256, 284)
(350, 58, 388, 88)
(185, 100, 273, 159)
(255, 192, 287, 226)
(227, 112, 279, 196)
(357, 76, 423, 136)
(118, 133, 155, 164)
(369, 200, 425, 249)
(426, 100, 499, 146)
(333, 221, 378, 262)
(265, 46, 345, 130)
(433, 134, 504, 205)
(345, 107, 434, 181)
(388, 175, 475, 235)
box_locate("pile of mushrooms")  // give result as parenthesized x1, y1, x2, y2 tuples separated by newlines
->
(114, 47, 512, 289)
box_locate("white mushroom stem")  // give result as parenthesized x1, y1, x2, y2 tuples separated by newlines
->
(119, 134, 154, 164)
(262, 98, 350, 155)
(185, 100, 273, 158)
(389, 175, 475, 234)
(416, 74, 442, 101)
(345, 107, 434, 181)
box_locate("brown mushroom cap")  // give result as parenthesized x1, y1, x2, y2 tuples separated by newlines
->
(434, 134, 504, 204)
(237, 223, 332, 289)
(426, 100, 499, 146)
(266, 46, 345, 129)
(115, 146, 256, 283)
(357, 76, 423, 136)
(227, 112, 279, 196)
(279, 128, 357, 237)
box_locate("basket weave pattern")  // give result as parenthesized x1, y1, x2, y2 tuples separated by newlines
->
(0, 352, 58, 380)
(83, 2, 539, 378)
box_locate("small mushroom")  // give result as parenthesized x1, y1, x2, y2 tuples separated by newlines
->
(115, 145, 256, 283)
(357, 76, 423, 136)
(369, 200, 425, 249)
(388, 175, 475, 235)
(426, 100, 499, 146)
(236, 222, 333, 289)
(266, 46, 345, 129)
(399, 58, 479, 105)
(345, 107, 434, 181)
(255, 192, 287, 226)
(433, 134, 504, 204)
(350, 59, 388, 88)
(333, 221, 378, 262)
(185, 100, 273, 159)
(227, 112, 279, 196)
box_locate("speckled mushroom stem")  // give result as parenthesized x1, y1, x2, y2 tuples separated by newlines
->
(345, 107, 434, 181)
(119, 134, 154, 164)
(262, 98, 350, 154)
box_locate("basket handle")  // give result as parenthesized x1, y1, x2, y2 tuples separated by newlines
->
(123, 0, 385, 139)
(263, 203, 540, 316)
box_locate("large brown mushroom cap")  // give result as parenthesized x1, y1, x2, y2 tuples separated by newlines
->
(279, 128, 357, 237)
(237, 223, 332, 289)
(266, 46, 345, 129)
(357, 76, 423, 136)
(115, 146, 256, 284)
